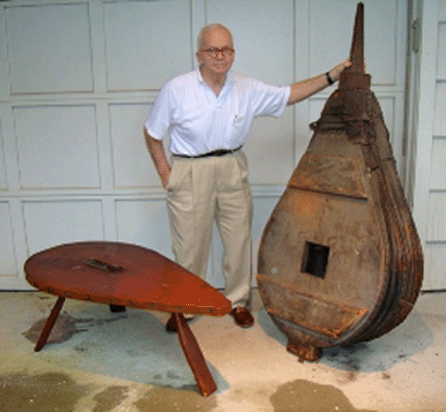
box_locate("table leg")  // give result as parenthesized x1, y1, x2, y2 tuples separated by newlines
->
(34, 296, 66, 352)
(174, 313, 217, 397)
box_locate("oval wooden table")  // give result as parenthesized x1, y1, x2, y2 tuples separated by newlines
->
(24, 241, 232, 397)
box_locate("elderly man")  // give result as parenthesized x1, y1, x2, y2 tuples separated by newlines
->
(144, 23, 350, 331)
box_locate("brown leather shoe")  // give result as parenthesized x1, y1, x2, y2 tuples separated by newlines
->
(230, 307, 254, 328)
(165, 313, 194, 333)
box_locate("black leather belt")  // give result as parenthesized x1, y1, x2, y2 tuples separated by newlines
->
(173, 145, 242, 159)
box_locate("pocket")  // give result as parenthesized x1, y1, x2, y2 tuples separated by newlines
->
(229, 114, 246, 142)
(166, 159, 191, 192)
(166, 161, 178, 191)
(234, 150, 249, 182)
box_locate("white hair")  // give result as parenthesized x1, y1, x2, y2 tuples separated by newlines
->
(197, 23, 233, 50)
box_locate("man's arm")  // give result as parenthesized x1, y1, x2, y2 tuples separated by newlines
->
(144, 128, 171, 190)
(287, 60, 351, 105)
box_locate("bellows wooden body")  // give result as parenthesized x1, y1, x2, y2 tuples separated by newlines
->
(257, 2, 423, 361)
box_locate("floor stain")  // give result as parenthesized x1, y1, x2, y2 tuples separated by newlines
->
(92, 386, 128, 412)
(133, 386, 218, 412)
(0, 372, 89, 412)
(270, 380, 377, 412)
(23, 313, 78, 345)
(22, 312, 130, 346)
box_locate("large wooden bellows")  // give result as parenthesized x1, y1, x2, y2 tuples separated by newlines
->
(257, 2, 423, 362)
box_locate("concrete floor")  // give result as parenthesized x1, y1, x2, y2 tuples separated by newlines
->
(1, 289, 445, 412)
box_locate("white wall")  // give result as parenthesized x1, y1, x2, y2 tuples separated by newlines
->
(0, 0, 409, 290)
(413, 0, 446, 290)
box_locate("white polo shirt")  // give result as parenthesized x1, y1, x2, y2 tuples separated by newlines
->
(145, 69, 290, 157)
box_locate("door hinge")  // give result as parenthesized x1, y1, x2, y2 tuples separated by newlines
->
(412, 19, 420, 53)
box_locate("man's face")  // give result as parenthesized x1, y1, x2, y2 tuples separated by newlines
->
(197, 27, 235, 78)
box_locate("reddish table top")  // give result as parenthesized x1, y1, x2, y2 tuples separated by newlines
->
(25, 242, 231, 316)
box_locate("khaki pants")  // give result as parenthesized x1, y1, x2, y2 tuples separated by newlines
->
(166, 150, 252, 308)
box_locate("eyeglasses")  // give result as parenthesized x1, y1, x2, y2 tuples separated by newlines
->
(201, 47, 235, 58)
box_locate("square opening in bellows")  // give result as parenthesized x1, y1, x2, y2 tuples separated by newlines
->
(302, 242, 330, 279)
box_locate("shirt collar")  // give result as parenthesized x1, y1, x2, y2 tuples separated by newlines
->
(196, 68, 235, 90)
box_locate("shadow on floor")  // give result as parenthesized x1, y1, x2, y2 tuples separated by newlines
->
(257, 304, 434, 372)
